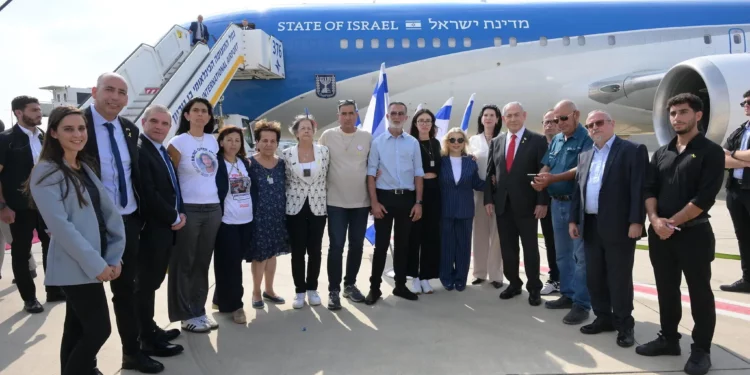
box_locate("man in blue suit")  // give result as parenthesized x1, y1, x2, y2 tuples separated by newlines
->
(568, 110, 648, 348)
(189, 15, 210, 45)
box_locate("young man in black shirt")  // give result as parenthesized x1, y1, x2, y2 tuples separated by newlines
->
(637, 93, 724, 375)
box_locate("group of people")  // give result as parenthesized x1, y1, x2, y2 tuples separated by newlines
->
(1, 66, 749, 375)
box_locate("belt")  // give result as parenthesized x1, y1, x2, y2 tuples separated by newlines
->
(551, 195, 572, 201)
(679, 217, 709, 229)
(378, 189, 414, 195)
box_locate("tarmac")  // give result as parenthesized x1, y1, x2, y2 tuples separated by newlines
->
(0, 198, 749, 375)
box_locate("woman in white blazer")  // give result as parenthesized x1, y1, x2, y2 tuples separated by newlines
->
(27, 106, 126, 375)
(281, 114, 330, 309)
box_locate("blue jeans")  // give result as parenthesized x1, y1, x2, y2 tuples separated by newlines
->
(326, 206, 370, 292)
(551, 199, 590, 310)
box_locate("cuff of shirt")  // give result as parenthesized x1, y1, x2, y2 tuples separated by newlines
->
(172, 213, 181, 226)
(689, 197, 713, 212)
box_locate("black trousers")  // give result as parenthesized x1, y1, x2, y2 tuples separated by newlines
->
(648, 222, 716, 352)
(287, 199, 327, 294)
(407, 178, 441, 280)
(726, 187, 750, 280)
(583, 214, 635, 331)
(135, 230, 172, 342)
(371, 189, 415, 291)
(60, 283, 111, 375)
(540, 212, 559, 282)
(213, 221, 252, 312)
(10, 209, 56, 301)
(496, 198, 542, 292)
(109, 213, 142, 356)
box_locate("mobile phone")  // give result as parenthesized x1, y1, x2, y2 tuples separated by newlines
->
(527, 173, 538, 181)
(666, 223, 681, 231)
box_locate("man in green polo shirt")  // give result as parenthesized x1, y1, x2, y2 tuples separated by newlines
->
(533, 100, 593, 325)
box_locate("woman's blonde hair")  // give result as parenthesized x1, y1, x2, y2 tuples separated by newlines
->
(441, 127, 469, 156)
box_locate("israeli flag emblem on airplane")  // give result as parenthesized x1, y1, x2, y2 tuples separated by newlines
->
(362, 63, 390, 138)
(435, 97, 453, 139)
(405, 20, 422, 30)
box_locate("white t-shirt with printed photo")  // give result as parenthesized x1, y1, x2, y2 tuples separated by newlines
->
(168, 133, 220, 204)
(222, 159, 253, 225)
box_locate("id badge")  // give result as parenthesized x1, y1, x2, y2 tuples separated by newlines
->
(430, 161, 435, 167)
(303, 168, 311, 177)
(267, 176, 274, 184)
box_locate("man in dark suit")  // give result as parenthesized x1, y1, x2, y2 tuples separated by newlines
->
(136, 104, 185, 359)
(189, 15, 210, 45)
(484, 101, 549, 306)
(569, 110, 648, 348)
(235, 19, 255, 30)
(0, 95, 65, 313)
(82, 72, 164, 373)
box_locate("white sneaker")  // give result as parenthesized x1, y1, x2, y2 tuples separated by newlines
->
(182, 317, 210, 333)
(293, 293, 305, 309)
(200, 315, 219, 329)
(410, 277, 423, 294)
(307, 291, 322, 306)
(421, 279, 434, 294)
(541, 280, 560, 295)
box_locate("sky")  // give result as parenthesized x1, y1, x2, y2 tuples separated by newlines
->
(0, 0, 624, 127)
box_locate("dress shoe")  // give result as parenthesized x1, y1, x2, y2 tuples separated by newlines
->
(393, 285, 418, 300)
(617, 328, 635, 348)
(635, 333, 681, 356)
(141, 340, 184, 357)
(122, 352, 165, 373)
(471, 278, 485, 285)
(528, 290, 541, 306)
(562, 305, 589, 325)
(719, 279, 750, 293)
(455, 284, 466, 292)
(364, 290, 382, 305)
(24, 299, 44, 314)
(490, 281, 503, 289)
(684, 345, 711, 375)
(580, 318, 616, 334)
(545, 295, 573, 309)
(499, 286, 522, 300)
(154, 328, 180, 343)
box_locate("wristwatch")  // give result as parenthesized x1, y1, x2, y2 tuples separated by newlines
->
(416, 200, 423, 205)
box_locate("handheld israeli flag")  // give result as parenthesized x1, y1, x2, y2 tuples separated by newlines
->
(355, 104, 362, 128)
(461, 93, 476, 132)
(361, 63, 390, 137)
(365, 214, 376, 245)
(434, 97, 454, 139)
(415, 103, 424, 113)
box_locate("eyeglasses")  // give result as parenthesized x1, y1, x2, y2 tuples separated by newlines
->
(417, 119, 433, 124)
(449, 137, 465, 144)
(542, 120, 556, 126)
(585, 119, 610, 129)
(390, 111, 406, 116)
(741, 100, 750, 107)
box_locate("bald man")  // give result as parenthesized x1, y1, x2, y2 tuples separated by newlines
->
(82, 73, 164, 373)
(569, 110, 648, 348)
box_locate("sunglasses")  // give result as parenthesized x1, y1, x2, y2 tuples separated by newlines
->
(552, 112, 577, 123)
(338, 99, 356, 105)
(741, 100, 750, 107)
(449, 137, 465, 144)
(585, 119, 609, 129)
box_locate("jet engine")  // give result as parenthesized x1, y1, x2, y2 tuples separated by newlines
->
(652, 54, 750, 147)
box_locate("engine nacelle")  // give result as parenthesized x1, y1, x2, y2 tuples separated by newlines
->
(653, 54, 750, 147)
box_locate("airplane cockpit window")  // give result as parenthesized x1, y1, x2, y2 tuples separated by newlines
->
(509, 37, 517, 46)
(540, 37, 548, 46)
(704, 35, 712, 44)
(340, 39, 348, 49)
(464, 37, 471, 47)
(433, 38, 441, 48)
(371, 39, 379, 48)
(417, 38, 425, 48)
(448, 37, 456, 48)
(734, 34, 742, 44)
(578, 36, 586, 46)
(563, 36, 570, 46)
(402, 38, 410, 48)
(608, 35, 616, 45)
(356, 39, 363, 49)
(494, 37, 502, 47)
(387, 38, 394, 48)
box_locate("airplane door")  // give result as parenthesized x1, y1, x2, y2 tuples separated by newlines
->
(729, 28, 747, 54)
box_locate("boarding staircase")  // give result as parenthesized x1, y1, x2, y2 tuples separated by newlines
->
(79, 23, 285, 139)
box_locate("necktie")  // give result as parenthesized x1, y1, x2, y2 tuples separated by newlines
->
(506, 134, 517, 172)
(160, 146, 182, 211)
(103, 122, 128, 208)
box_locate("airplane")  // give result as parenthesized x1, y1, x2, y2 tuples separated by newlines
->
(195, 0, 750, 148)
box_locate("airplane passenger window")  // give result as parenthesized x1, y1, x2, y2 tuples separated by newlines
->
(433, 38, 441, 48)
(540, 37, 547, 46)
(448, 37, 456, 48)
(608, 35, 616, 45)
(494, 37, 502, 47)
(371, 39, 379, 48)
(464, 37, 471, 47)
(356, 39, 363, 49)
(340, 39, 348, 49)
(704, 35, 712, 44)
(563, 36, 570, 46)
(418, 38, 425, 48)
(509, 37, 517, 47)
(402, 38, 410, 48)
(387, 38, 394, 48)
(734, 34, 742, 44)
(578, 36, 586, 46)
